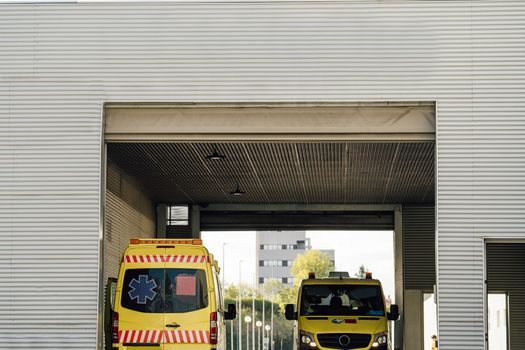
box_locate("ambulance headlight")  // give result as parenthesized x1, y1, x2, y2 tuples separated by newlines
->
(300, 331, 317, 348)
(372, 332, 388, 347)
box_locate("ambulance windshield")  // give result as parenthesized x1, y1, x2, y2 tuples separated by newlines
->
(300, 284, 385, 316)
(121, 268, 208, 313)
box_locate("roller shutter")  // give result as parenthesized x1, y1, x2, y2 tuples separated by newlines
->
(486, 243, 525, 349)
(403, 206, 435, 291)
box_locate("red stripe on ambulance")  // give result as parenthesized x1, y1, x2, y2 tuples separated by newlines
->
(124, 255, 209, 263)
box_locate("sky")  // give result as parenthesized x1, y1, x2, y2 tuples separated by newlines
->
(201, 230, 395, 299)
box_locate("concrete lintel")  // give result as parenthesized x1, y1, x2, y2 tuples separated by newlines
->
(105, 133, 435, 142)
(104, 102, 435, 142)
(200, 204, 397, 212)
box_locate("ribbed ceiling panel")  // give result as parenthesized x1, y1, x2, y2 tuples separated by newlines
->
(107, 142, 434, 205)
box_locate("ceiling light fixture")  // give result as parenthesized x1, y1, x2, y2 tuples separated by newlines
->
(230, 184, 246, 196)
(205, 149, 226, 161)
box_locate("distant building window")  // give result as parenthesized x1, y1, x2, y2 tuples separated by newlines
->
(259, 260, 264, 267)
(263, 260, 283, 267)
(260, 277, 281, 284)
(260, 244, 299, 250)
(167, 205, 189, 226)
(261, 244, 282, 250)
(282, 260, 288, 267)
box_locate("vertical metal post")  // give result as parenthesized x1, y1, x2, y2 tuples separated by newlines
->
(231, 320, 234, 350)
(223, 243, 227, 304)
(270, 267, 274, 350)
(262, 297, 265, 345)
(246, 321, 249, 350)
(252, 279, 256, 350)
(270, 295, 274, 350)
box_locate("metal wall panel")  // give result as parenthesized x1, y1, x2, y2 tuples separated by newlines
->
(1, 1, 525, 349)
(0, 82, 103, 348)
(403, 206, 435, 291)
(486, 243, 525, 349)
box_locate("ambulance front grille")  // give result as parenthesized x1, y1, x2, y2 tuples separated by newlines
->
(316, 333, 371, 349)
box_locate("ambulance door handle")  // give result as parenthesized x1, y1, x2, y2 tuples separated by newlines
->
(166, 323, 180, 328)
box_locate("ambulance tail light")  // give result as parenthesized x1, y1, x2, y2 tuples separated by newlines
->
(111, 311, 119, 344)
(210, 311, 218, 344)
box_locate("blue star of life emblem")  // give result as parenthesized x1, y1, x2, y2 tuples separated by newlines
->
(128, 275, 158, 304)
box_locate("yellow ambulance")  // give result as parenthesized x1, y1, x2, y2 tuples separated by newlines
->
(106, 239, 236, 350)
(285, 272, 398, 350)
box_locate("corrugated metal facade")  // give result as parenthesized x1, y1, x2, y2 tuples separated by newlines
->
(1, 1, 525, 349)
(486, 243, 525, 350)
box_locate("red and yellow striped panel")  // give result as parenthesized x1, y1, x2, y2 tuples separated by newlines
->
(123, 255, 210, 263)
(118, 330, 163, 344)
(118, 330, 210, 344)
(164, 330, 210, 344)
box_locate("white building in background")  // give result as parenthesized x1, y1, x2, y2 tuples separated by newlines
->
(256, 231, 335, 287)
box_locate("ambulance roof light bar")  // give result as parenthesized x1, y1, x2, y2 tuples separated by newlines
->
(130, 239, 203, 245)
(365, 272, 373, 279)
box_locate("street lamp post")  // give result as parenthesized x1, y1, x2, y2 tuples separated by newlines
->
(245, 316, 252, 350)
(238, 261, 244, 350)
(222, 243, 227, 299)
(264, 325, 271, 350)
(252, 275, 256, 350)
(256, 321, 262, 350)
(270, 293, 274, 350)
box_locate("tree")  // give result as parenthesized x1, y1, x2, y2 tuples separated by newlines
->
(262, 279, 286, 297)
(291, 250, 333, 285)
(285, 250, 334, 310)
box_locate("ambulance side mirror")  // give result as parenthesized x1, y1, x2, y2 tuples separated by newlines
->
(225, 303, 237, 320)
(387, 304, 399, 321)
(104, 277, 118, 350)
(285, 304, 297, 320)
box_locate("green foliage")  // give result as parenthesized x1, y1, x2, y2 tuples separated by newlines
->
(224, 283, 258, 300)
(291, 250, 333, 285)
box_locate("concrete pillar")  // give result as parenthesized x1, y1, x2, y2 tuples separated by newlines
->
(394, 206, 404, 350)
(157, 204, 167, 238)
(404, 290, 424, 350)
(191, 205, 201, 239)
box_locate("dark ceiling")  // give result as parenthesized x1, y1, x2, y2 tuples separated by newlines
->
(107, 142, 434, 205)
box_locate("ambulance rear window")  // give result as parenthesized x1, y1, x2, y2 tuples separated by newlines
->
(121, 268, 208, 313)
